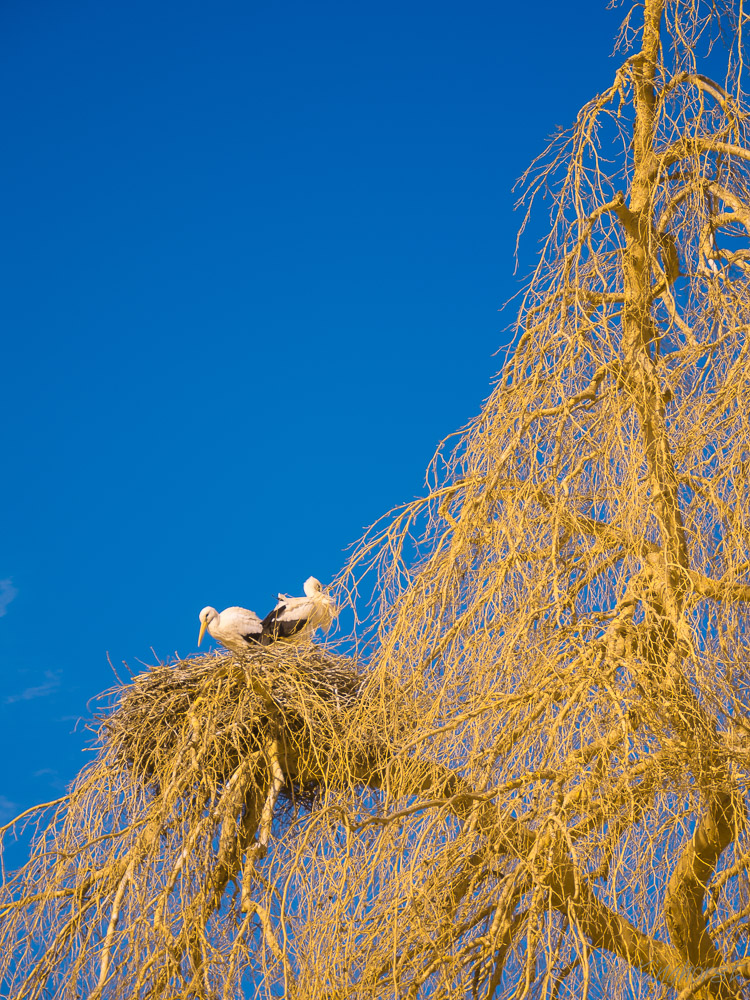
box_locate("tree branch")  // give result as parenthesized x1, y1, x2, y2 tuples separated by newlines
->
(665, 790, 742, 975)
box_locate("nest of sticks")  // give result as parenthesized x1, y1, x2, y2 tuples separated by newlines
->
(102, 641, 409, 798)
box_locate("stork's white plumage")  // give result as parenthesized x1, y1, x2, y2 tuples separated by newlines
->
(260, 576, 338, 644)
(198, 606, 263, 653)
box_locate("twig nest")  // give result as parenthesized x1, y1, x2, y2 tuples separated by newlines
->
(101, 644, 407, 794)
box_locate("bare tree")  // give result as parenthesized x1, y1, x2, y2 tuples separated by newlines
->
(4, 0, 750, 997)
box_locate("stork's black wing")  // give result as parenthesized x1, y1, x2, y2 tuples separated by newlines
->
(240, 627, 263, 645)
(260, 603, 310, 644)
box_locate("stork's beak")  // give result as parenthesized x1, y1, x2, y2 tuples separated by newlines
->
(198, 620, 208, 646)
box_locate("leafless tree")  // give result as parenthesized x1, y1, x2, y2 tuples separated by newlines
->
(4, 1, 750, 997)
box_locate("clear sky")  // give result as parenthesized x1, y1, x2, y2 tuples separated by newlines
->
(0, 0, 621, 820)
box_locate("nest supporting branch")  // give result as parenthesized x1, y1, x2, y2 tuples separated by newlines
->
(0, 642, 417, 1000)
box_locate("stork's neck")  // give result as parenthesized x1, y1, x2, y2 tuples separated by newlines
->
(206, 610, 221, 638)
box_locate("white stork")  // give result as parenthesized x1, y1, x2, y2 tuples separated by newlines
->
(260, 576, 337, 644)
(198, 606, 263, 653)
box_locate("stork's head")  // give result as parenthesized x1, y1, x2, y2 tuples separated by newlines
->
(198, 606, 219, 645)
(303, 576, 323, 597)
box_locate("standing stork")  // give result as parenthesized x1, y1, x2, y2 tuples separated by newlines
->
(260, 577, 337, 644)
(198, 606, 263, 653)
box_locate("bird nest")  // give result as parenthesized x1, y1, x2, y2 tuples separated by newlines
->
(102, 642, 407, 797)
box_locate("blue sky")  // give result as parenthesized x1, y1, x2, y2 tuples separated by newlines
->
(0, 0, 620, 818)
